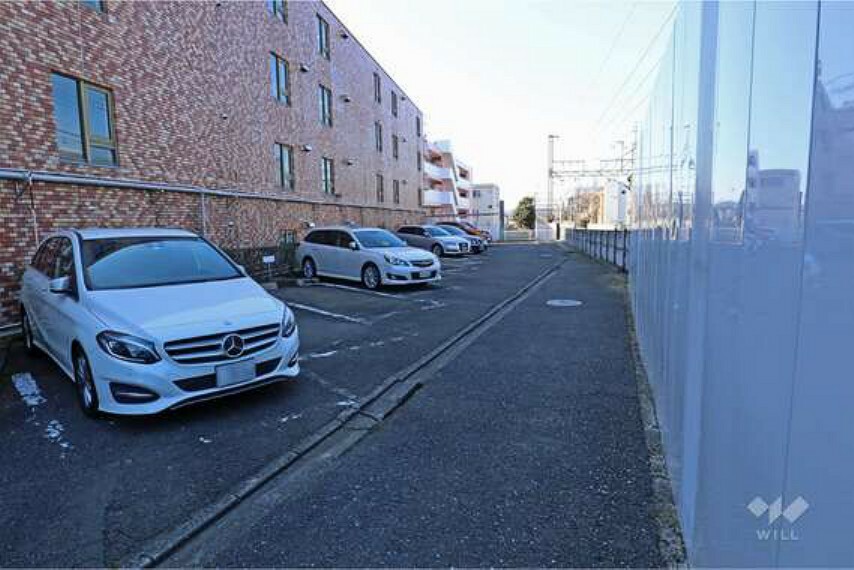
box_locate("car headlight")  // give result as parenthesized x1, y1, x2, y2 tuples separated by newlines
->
(96, 331, 161, 364)
(384, 255, 410, 266)
(281, 307, 297, 338)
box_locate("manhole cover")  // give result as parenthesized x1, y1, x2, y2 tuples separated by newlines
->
(547, 299, 583, 307)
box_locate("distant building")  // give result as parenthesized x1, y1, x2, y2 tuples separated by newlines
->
(470, 183, 501, 236)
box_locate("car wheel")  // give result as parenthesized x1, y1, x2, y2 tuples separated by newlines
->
(302, 257, 317, 280)
(362, 263, 381, 290)
(73, 349, 100, 418)
(20, 306, 38, 355)
(431, 244, 444, 257)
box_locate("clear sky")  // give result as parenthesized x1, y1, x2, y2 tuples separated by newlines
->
(325, 0, 676, 209)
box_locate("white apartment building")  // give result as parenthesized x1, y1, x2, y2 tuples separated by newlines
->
(422, 139, 500, 234)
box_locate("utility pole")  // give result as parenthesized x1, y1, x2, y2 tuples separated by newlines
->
(547, 134, 559, 221)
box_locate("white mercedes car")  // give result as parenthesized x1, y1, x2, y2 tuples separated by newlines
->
(296, 226, 441, 289)
(18, 228, 300, 417)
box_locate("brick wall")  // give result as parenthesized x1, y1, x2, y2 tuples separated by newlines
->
(0, 0, 428, 328)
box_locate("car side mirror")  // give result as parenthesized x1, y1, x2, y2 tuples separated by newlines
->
(49, 276, 72, 295)
(348, 241, 359, 251)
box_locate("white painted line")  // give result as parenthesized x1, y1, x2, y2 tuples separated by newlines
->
(303, 350, 338, 360)
(288, 302, 367, 324)
(45, 419, 72, 450)
(547, 299, 583, 307)
(12, 373, 46, 407)
(313, 282, 404, 300)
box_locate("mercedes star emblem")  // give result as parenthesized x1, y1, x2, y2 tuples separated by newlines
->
(222, 334, 245, 358)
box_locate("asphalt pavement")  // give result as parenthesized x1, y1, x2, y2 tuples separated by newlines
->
(0, 244, 568, 567)
(167, 250, 662, 567)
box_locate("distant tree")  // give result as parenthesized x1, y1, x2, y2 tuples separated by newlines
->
(513, 196, 536, 229)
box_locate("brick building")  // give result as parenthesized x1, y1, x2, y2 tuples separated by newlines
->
(0, 0, 427, 330)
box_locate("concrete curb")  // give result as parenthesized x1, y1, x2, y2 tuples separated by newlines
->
(120, 254, 567, 569)
(619, 274, 688, 568)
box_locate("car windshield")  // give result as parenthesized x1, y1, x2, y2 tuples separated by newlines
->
(441, 225, 468, 237)
(354, 229, 407, 248)
(424, 226, 452, 237)
(81, 237, 242, 290)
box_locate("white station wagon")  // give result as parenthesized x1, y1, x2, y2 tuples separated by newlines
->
(296, 226, 441, 289)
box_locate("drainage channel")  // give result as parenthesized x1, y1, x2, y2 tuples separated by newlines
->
(123, 257, 567, 568)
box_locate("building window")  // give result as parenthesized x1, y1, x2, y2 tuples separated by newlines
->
(270, 53, 290, 104)
(417, 150, 422, 171)
(393, 179, 400, 204)
(267, 0, 287, 22)
(373, 72, 381, 104)
(376, 173, 384, 202)
(274, 143, 294, 190)
(416, 115, 422, 137)
(392, 134, 399, 160)
(317, 15, 330, 60)
(319, 84, 333, 127)
(81, 0, 105, 12)
(321, 157, 335, 194)
(374, 121, 383, 152)
(51, 73, 117, 166)
(391, 90, 398, 117)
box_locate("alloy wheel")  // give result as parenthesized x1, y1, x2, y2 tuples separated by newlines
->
(303, 258, 316, 279)
(363, 264, 380, 290)
(73, 352, 99, 417)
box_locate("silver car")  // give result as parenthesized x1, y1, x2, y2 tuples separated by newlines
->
(396, 225, 471, 257)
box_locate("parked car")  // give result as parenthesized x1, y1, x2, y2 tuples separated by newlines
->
(438, 224, 487, 253)
(396, 225, 471, 257)
(297, 226, 441, 289)
(437, 221, 492, 243)
(18, 228, 300, 417)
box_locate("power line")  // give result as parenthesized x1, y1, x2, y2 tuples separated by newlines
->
(587, 2, 638, 93)
(593, 2, 678, 131)
(599, 50, 668, 137)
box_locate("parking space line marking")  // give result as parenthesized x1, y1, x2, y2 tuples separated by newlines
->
(12, 372, 46, 407)
(288, 302, 368, 324)
(312, 282, 405, 300)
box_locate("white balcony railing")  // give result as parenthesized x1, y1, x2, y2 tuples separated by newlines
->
(423, 161, 453, 182)
(456, 177, 473, 190)
(423, 189, 456, 206)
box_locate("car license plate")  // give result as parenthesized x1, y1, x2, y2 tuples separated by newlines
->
(216, 359, 256, 387)
(413, 271, 427, 279)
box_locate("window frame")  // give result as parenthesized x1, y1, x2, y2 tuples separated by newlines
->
(392, 134, 399, 160)
(376, 173, 385, 203)
(393, 179, 400, 204)
(267, 0, 287, 23)
(319, 84, 333, 127)
(416, 115, 422, 137)
(52, 72, 118, 166)
(81, 0, 105, 12)
(270, 52, 291, 105)
(391, 90, 398, 117)
(317, 14, 330, 60)
(375, 121, 383, 152)
(321, 156, 335, 194)
(373, 72, 382, 104)
(274, 143, 295, 191)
